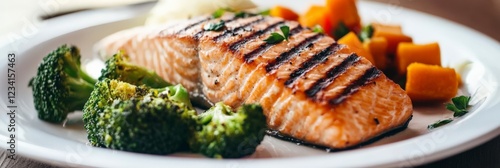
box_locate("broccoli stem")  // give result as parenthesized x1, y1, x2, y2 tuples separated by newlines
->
(118, 63, 171, 88)
(78, 69, 97, 84)
(65, 76, 96, 111)
(58, 47, 96, 85)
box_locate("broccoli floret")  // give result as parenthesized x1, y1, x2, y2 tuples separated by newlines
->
(99, 51, 212, 109)
(83, 79, 196, 154)
(98, 51, 171, 88)
(30, 45, 175, 123)
(29, 45, 97, 123)
(189, 102, 267, 158)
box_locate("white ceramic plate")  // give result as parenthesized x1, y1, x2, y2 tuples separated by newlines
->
(1, 1, 500, 167)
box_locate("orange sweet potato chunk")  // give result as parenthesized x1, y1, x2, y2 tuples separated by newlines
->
(396, 42, 441, 75)
(270, 5, 299, 21)
(372, 23, 412, 54)
(364, 37, 388, 70)
(405, 63, 458, 102)
(338, 32, 376, 64)
(325, 0, 361, 31)
(299, 5, 332, 34)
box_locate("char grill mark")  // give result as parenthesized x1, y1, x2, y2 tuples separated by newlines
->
(284, 43, 342, 86)
(305, 54, 361, 98)
(264, 33, 324, 71)
(193, 16, 242, 39)
(212, 16, 265, 41)
(228, 20, 286, 51)
(177, 17, 211, 34)
(330, 67, 381, 105)
(244, 26, 305, 63)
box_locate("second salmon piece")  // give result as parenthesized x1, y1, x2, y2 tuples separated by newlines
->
(97, 13, 413, 149)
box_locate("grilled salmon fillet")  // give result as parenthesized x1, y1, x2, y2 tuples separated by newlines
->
(96, 13, 413, 149)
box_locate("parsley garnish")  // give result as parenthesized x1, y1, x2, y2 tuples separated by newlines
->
(281, 25, 290, 40)
(214, 8, 269, 19)
(428, 118, 453, 130)
(235, 11, 247, 18)
(212, 8, 226, 18)
(204, 20, 226, 31)
(446, 95, 471, 117)
(312, 25, 324, 34)
(358, 25, 374, 42)
(333, 22, 350, 39)
(259, 9, 270, 16)
(264, 25, 290, 44)
(428, 95, 472, 130)
(235, 11, 255, 18)
(264, 33, 285, 44)
(212, 8, 237, 18)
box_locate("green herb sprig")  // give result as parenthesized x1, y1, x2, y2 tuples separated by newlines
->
(235, 11, 250, 18)
(333, 22, 350, 40)
(264, 25, 290, 44)
(212, 8, 226, 18)
(427, 118, 453, 129)
(258, 9, 270, 16)
(446, 95, 471, 117)
(312, 25, 324, 34)
(428, 95, 472, 130)
(358, 25, 374, 42)
(212, 8, 237, 18)
(204, 20, 226, 31)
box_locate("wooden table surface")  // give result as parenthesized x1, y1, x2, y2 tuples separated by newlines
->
(1, 0, 499, 167)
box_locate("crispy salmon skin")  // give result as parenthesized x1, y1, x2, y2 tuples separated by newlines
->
(96, 13, 413, 149)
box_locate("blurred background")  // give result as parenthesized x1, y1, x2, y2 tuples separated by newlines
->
(0, 0, 499, 167)
(1, 0, 499, 41)
(372, 0, 500, 41)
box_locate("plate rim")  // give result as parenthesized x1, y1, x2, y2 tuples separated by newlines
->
(1, 1, 500, 167)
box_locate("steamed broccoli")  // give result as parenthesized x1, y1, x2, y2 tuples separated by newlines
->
(29, 45, 172, 123)
(99, 51, 214, 109)
(29, 45, 97, 123)
(189, 102, 267, 158)
(99, 51, 171, 88)
(83, 79, 266, 156)
(83, 79, 196, 154)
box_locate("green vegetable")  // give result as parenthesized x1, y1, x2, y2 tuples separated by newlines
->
(235, 11, 253, 18)
(212, 8, 227, 18)
(213, 8, 268, 19)
(99, 51, 171, 88)
(264, 25, 290, 44)
(258, 9, 270, 16)
(428, 95, 472, 130)
(189, 102, 267, 158)
(29, 45, 97, 123)
(204, 20, 226, 31)
(34, 46, 268, 157)
(164, 84, 194, 110)
(213, 8, 245, 18)
(281, 25, 290, 41)
(84, 80, 265, 157)
(428, 118, 453, 130)
(83, 79, 196, 154)
(333, 22, 350, 40)
(312, 25, 324, 34)
(358, 24, 374, 42)
(446, 95, 471, 117)
(29, 44, 173, 123)
(264, 33, 285, 44)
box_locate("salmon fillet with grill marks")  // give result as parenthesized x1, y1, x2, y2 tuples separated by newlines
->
(96, 13, 413, 149)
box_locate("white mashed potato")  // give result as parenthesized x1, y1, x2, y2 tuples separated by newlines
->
(145, 0, 257, 25)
